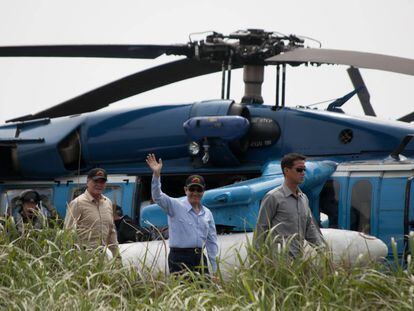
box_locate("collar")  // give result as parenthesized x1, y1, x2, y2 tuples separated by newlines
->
(84, 189, 106, 203)
(184, 198, 205, 215)
(282, 182, 303, 198)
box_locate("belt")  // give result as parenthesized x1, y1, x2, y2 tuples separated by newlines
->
(170, 247, 203, 254)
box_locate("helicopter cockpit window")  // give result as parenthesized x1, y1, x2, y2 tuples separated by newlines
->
(350, 180, 372, 234)
(0, 188, 53, 217)
(319, 180, 340, 229)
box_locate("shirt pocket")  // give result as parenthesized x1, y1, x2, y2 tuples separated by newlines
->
(277, 201, 289, 217)
(176, 217, 190, 234)
(178, 217, 193, 226)
(198, 217, 209, 239)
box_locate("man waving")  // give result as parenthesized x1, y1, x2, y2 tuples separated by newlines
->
(146, 153, 218, 275)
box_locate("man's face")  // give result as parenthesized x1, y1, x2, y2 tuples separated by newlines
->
(22, 201, 38, 218)
(184, 185, 204, 206)
(87, 178, 107, 197)
(284, 159, 306, 185)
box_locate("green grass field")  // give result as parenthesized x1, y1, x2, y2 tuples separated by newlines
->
(1, 220, 414, 310)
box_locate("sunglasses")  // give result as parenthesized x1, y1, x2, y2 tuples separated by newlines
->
(294, 167, 306, 173)
(187, 186, 204, 193)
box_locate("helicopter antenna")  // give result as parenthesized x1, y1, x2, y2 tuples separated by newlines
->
(306, 97, 339, 107)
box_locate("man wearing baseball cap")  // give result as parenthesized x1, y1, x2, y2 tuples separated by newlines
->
(64, 168, 119, 256)
(146, 153, 218, 275)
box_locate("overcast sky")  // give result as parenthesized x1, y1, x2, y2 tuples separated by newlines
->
(0, 0, 413, 124)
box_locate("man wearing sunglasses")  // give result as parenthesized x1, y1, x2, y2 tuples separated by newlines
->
(146, 153, 218, 275)
(255, 153, 324, 256)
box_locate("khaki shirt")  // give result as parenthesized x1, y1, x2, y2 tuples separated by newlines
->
(255, 183, 324, 255)
(64, 190, 119, 256)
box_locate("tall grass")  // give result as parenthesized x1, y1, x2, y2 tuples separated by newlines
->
(1, 218, 414, 310)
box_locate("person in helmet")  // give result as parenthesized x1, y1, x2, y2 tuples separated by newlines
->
(14, 190, 44, 233)
(13, 190, 60, 233)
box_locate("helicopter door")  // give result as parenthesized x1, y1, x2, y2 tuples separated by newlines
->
(377, 172, 409, 256)
(405, 176, 414, 235)
(318, 179, 340, 229)
(408, 176, 414, 233)
(404, 176, 414, 257)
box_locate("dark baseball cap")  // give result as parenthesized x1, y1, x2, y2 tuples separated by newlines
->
(185, 175, 206, 189)
(87, 168, 108, 181)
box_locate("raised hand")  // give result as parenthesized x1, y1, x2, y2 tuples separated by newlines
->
(146, 153, 163, 177)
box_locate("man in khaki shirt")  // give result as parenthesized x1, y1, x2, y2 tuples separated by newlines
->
(64, 168, 119, 256)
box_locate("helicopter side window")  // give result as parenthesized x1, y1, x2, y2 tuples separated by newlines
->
(70, 185, 123, 205)
(319, 180, 340, 228)
(0, 188, 53, 218)
(350, 180, 372, 234)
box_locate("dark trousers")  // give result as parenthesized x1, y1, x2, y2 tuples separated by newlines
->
(168, 248, 209, 274)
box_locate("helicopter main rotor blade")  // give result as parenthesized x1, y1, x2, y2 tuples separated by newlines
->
(347, 67, 376, 116)
(7, 58, 224, 122)
(266, 48, 414, 76)
(0, 44, 190, 59)
(398, 112, 414, 123)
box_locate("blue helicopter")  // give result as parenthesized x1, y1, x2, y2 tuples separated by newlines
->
(0, 29, 414, 258)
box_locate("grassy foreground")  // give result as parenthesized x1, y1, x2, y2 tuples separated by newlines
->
(1, 220, 414, 310)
